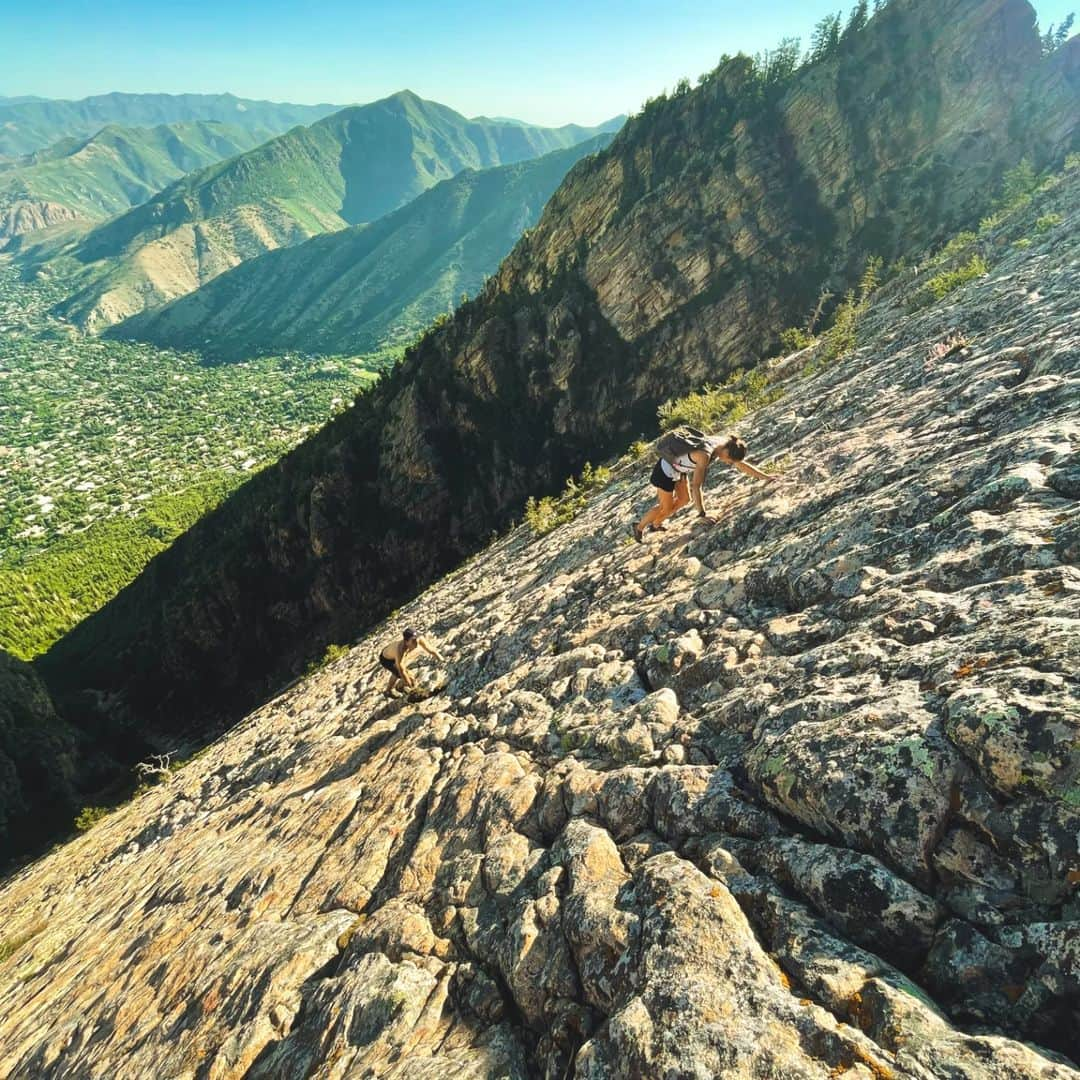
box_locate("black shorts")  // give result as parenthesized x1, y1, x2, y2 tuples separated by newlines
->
(379, 655, 399, 675)
(650, 459, 680, 493)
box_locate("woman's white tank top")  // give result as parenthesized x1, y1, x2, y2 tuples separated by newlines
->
(660, 453, 698, 480)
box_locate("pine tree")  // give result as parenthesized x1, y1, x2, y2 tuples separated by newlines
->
(842, 0, 869, 42)
(1001, 158, 1038, 206)
(755, 38, 802, 88)
(810, 13, 843, 60)
(1041, 13, 1075, 54)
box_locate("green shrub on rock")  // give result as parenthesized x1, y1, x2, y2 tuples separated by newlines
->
(924, 255, 988, 301)
(304, 643, 351, 677)
(778, 327, 816, 353)
(74, 806, 110, 832)
(658, 368, 783, 431)
(525, 463, 612, 537)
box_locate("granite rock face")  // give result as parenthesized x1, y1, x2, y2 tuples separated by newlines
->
(2, 176, 1077, 1077)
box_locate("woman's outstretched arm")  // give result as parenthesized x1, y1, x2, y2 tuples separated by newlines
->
(732, 459, 778, 482)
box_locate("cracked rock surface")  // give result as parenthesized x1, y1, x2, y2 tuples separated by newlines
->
(0, 184, 1078, 1077)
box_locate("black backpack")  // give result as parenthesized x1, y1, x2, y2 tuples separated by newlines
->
(656, 426, 718, 465)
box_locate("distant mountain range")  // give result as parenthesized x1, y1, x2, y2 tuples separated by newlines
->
(0, 122, 277, 248)
(0, 91, 340, 158)
(113, 132, 616, 359)
(32, 91, 624, 330)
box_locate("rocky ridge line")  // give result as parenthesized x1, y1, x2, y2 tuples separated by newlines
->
(0, 174, 1076, 1077)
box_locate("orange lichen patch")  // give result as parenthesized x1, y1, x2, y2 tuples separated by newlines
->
(1003, 984, 1026, 1003)
(829, 1056, 882, 1080)
(200, 983, 222, 1014)
(830, 1047, 898, 1080)
(777, 968, 793, 991)
(1066, 870, 1080, 885)
(864, 1059, 897, 1080)
(846, 991, 874, 1033)
(953, 657, 993, 678)
(709, 886, 723, 899)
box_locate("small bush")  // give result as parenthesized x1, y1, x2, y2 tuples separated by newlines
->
(74, 806, 109, 832)
(928, 232, 977, 266)
(1066, 152, 1080, 172)
(1035, 213, 1062, 234)
(658, 368, 783, 431)
(999, 159, 1039, 210)
(305, 642, 350, 677)
(760, 453, 795, 476)
(807, 254, 883, 372)
(778, 327, 815, 353)
(524, 462, 612, 537)
(1012, 238, 1033, 250)
(819, 289, 861, 365)
(924, 255, 988, 301)
(626, 440, 652, 460)
(978, 212, 1004, 233)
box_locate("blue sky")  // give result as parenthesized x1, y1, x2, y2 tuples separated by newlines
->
(1, 0, 1075, 126)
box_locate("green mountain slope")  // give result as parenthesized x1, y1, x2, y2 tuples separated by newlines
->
(113, 133, 616, 360)
(0, 122, 277, 247)
(34, 92, 624, 330)
(0, 92, 340, 158)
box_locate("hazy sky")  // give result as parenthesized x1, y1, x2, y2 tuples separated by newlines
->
(2, 0, 1075, 126)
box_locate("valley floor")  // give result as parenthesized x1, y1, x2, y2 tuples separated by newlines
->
(0, 260, 385, 657)
(0, 184, 1077, 1077)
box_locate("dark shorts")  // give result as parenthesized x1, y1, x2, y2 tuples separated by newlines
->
(379, 655, 399, 675)
(650, 459, 680, 493)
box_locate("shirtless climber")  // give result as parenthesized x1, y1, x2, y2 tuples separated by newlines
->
(379, 627, 445, 697)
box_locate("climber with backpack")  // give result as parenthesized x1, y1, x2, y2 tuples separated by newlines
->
(633, 427, 776, 542)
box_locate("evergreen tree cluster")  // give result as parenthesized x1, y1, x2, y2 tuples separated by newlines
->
(636, 0, 897, 127)
(1041, 13, 1075, 55)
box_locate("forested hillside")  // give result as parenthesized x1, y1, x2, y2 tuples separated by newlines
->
(0, 91, 339, 158)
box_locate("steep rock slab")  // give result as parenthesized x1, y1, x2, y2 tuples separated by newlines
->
(2, 177, 1078, 1075)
